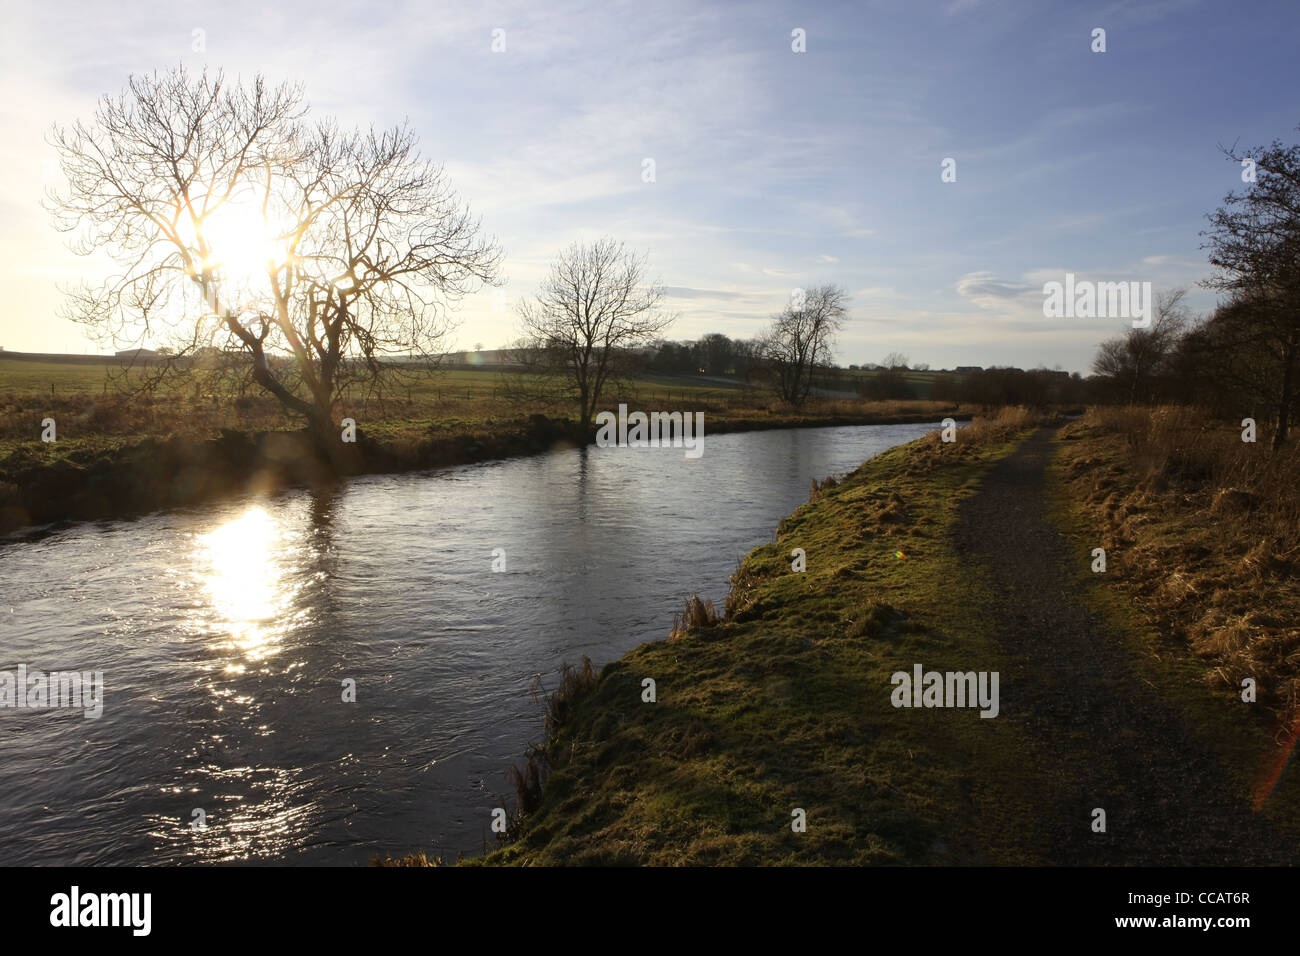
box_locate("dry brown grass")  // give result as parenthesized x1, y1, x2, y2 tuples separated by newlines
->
(505, 756, 545, 818)
(962, 405, 1042, 441)
(894, 406, 1052, 477)
(808, 474, 839, 501)
(1059, 405, 1300, 719)
(1084, 405, 1300, 553)
(0, 391, 305, 442)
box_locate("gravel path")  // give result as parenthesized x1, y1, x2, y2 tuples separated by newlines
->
(952, 426, 1291, 864)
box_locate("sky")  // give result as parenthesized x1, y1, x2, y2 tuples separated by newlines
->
(1, 0, 1298, 373)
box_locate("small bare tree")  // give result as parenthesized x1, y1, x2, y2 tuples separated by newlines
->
(516, 238, 674, 425)
(758, 284, 849, 408)
(47, 65, 501, 460)
(882, 352, 910, 370)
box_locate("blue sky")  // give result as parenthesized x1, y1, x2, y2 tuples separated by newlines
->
(1, 0, 1298, 372)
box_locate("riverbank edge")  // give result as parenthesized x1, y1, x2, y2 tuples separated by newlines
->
(375, 414, 1053, 866)
(0, 408, 969, 537)
(421, 413, 1299, 866)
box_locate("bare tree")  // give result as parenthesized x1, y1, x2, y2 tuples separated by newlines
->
(516, 237, 674, 425)
(758, 284, 848, 408)
(882, 352, 910, 370)
(46, 65, 501, 460)
(1091, 288, 1189, 403)
(1201, 129, 1300, 450)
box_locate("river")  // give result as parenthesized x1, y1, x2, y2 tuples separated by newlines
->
(0, 422, 936, 865)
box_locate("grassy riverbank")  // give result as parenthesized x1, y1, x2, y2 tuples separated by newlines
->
(382, 405, 1300, 866)
(0, 353, 968, 533)
(445, 409, 1057, 865)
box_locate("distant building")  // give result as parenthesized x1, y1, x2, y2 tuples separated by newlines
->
(954, 366, 983, 374)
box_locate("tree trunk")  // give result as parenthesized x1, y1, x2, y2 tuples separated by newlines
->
(1273, 337, 1295, 452)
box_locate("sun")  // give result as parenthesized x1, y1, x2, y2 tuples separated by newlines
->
(198, 198, 290, 303)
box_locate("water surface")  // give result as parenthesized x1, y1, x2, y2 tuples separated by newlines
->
(0, 422, 935, 864)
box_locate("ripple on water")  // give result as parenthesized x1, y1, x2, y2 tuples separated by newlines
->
(0, 422, 936, 864)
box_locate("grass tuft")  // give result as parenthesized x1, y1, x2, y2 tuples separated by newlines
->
(533, 656, 600, 736)
(669, 594, 722, 640)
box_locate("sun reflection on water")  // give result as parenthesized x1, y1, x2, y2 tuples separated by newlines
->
(198, 506, 296, 665)
(169, 501, 331, 862)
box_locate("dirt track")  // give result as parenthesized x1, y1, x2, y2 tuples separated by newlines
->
(952, 426, 1291, 864)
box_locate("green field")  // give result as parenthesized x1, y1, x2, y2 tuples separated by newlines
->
(0, 358, 129, 395)
(0, 357, 745, 405)
(0, 355, 964, 476)
(0, 357, 959, 399)
(839, 367, 954, 400)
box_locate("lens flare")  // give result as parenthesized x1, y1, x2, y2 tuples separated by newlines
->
(1253, 713, 1300, 811)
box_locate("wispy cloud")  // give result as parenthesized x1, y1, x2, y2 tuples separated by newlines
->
(955, 271, 1038, 308)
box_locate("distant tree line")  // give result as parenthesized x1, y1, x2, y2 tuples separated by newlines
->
(643, 333, 1095, 405)
(648, 333, 761, 378)
(931, 367, 1088, 405)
